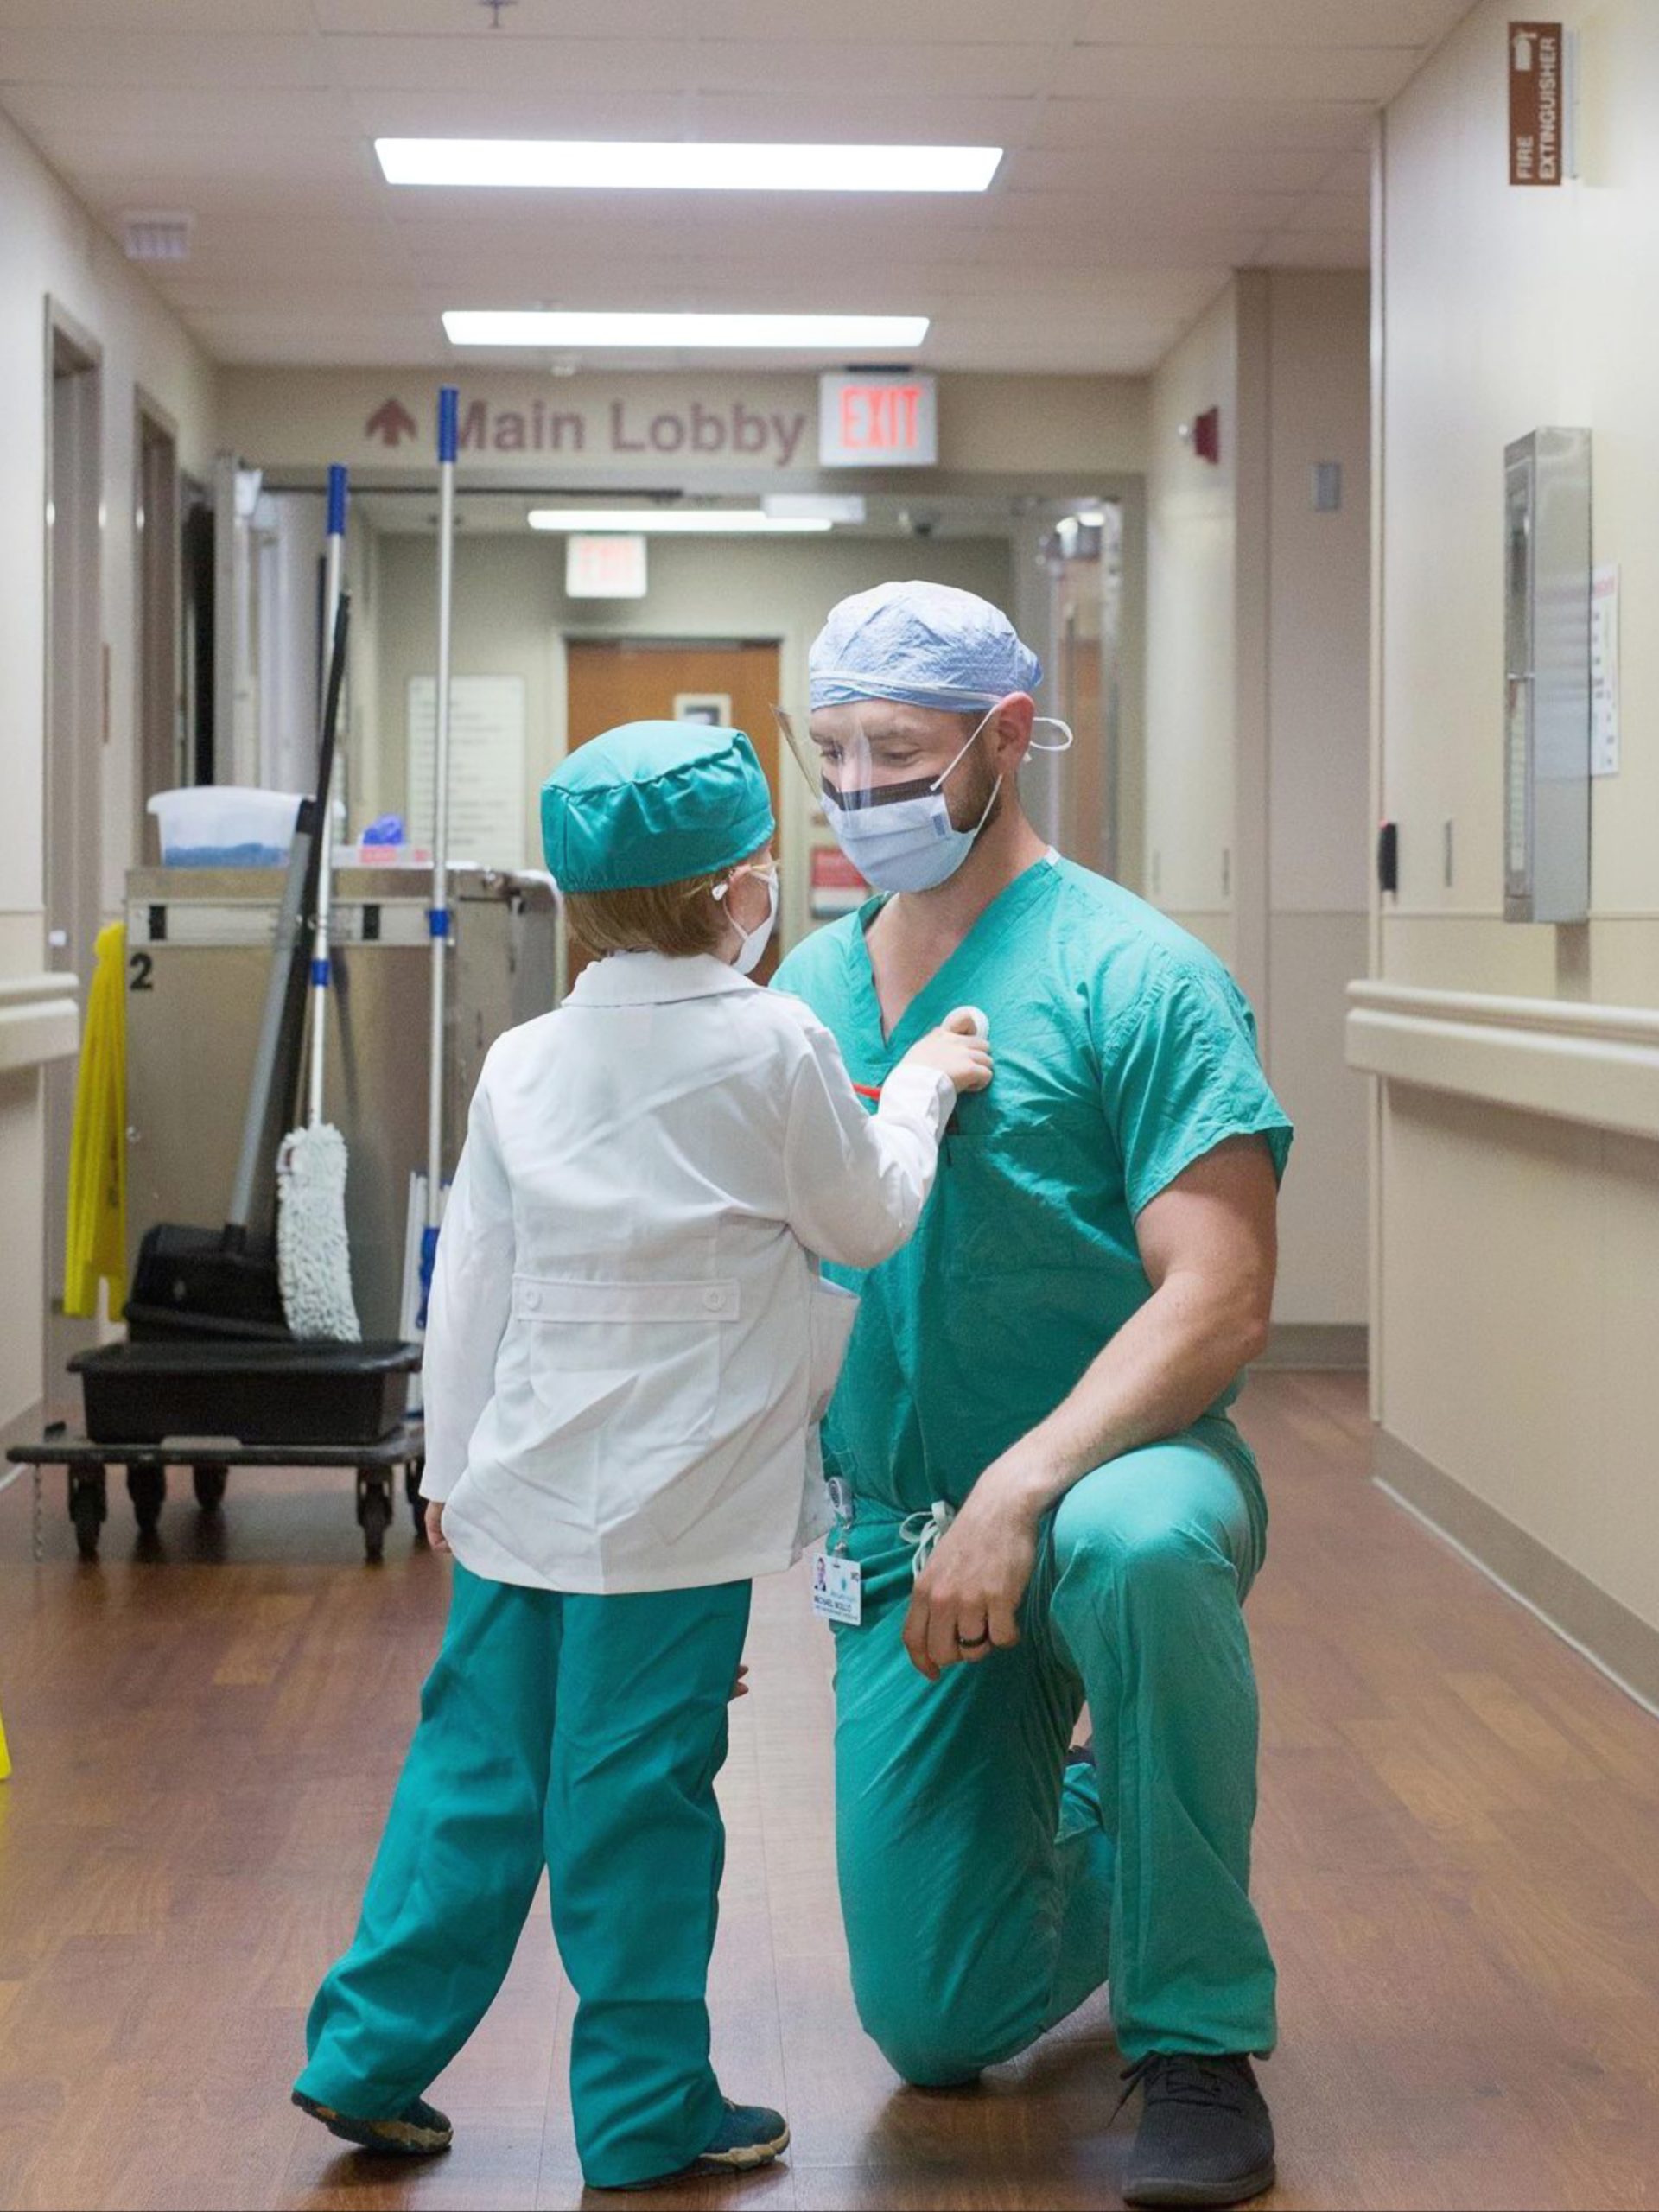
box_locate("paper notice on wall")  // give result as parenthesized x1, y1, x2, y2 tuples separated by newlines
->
(1591, 564, 1619, 778)
(406, 676, 527, 862)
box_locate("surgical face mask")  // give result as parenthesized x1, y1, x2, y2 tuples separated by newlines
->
(777, 690, 1074, 896)
(713, 864, 778, 975)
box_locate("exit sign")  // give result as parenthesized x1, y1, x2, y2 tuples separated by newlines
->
(566, 533, 647, 599)
(819, 372, 938, 468)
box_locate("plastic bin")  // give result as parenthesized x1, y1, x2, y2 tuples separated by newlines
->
(148, 785, 303, 868)
(72, 1340, 420, 1446)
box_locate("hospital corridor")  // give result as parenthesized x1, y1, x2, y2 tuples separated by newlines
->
(2, 5, 1659, 2209)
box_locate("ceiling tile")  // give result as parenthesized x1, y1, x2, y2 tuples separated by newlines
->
(694, 0, 1079, 40)
(3, 79, 353, 140)
(1077, 0, 1469, 45)
(313, 0, 666, 32)
(354, 87, 687, 136)
(692, 41, 1059, 99)
(327, 33, 695, 93)
(1066, 42, 1428, 100)
(1006, 142, 1344, 194)
(0, 30, 327, 87)
(0, 1, 313, 26)
(690, 92, 1041, 143)
(1036, 94, 1375, 151)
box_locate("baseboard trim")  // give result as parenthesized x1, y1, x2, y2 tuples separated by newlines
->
(1374, 1426, 1659, 1720)
(1259, 1323, 1369, 1371)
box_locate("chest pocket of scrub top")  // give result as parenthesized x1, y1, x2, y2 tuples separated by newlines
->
(512, 1274, 738, 1470)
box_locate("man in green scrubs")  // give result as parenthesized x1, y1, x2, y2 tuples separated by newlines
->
(773, 581, 1293, 2209)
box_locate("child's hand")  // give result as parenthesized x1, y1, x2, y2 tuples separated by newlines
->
(730, 1663, 750, 1701)
(900, 1010, 993, 1096)
(424, 1500, 450, 1553)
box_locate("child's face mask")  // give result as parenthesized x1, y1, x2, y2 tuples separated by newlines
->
(713, 863, 779, 976)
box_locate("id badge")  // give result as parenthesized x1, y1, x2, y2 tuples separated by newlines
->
(810, 1547, 863, 1627)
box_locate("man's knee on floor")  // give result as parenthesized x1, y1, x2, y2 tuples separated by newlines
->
(853, 1976, 996, 2089)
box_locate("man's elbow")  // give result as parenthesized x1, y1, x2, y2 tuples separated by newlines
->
(1229, 1268, 1275, 1368)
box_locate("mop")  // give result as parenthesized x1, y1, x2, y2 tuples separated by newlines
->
(410, 388, 460, 1337)
(276, 466, 360, 1341)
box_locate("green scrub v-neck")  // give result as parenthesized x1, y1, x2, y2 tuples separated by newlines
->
(773, 855, 1293, 1516)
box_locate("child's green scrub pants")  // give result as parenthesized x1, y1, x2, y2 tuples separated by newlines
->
(296, 1560, 752, 2190)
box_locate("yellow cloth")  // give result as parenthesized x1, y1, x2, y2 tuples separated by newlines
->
(63, 920, 127, 1320)
(0, 1699, 10, 1782)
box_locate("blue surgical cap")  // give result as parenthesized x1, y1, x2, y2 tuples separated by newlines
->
(541, 721, 775, 893)
(809, 580, 1042, 713)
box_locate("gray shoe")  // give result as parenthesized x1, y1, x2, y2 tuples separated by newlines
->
(1121, 2054, 1275, 2208)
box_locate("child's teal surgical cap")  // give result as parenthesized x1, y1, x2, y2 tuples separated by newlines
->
(809, 580, 1042, 713)
(542, 721, 775, 893)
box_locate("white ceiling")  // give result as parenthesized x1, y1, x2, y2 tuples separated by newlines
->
(0, 0, 1476, 375)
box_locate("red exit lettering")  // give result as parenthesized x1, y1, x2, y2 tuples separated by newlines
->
(839, 384, 924, 454)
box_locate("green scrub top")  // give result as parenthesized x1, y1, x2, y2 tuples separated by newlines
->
(772, 853, 1294, 1517)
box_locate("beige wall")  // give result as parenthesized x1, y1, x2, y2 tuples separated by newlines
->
(0, 107, 214, 1428)
(1146, 269, 1371, 1329)
(366, 529, 1014, 954)
(1368, 0, 1659, 1662)
(1144, 283, 1238, 937)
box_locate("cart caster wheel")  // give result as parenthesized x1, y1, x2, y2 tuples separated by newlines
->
(193, 1463, 228, 1511)
(69, 1466, 107, 1561)
(406, 1461, 428, 1544)
(127, 1462, 167, 1536)
(357, 1468, 391, 1565)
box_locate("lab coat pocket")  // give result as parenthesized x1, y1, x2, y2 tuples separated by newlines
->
(808, 1277, 861, 1423)
(512, 1274, 739, 1469)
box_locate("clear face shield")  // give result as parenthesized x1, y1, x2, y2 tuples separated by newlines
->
(773, 690, 1074, 895)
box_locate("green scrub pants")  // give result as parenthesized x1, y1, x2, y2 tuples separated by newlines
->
(296, 1560, 753, 2190)
(831, 1418, 1275, 2084)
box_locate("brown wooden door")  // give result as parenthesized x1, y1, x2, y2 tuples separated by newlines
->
(563, 639, 784, 982)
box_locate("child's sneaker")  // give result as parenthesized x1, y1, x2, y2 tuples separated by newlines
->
(292, 2088, 453, 2157)
(612, 2100, 791, 2190)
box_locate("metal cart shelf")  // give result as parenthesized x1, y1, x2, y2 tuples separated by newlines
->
(6, 1421, 426, 1565)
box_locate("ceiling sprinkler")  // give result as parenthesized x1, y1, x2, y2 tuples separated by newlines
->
(478, 0, 517, 24)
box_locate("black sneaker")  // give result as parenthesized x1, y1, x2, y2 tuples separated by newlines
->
(1120, 2054, 1275, 2208)
(292, 2088, 453, 2158)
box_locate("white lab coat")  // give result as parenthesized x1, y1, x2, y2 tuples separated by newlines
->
(420, 949, 952, 1594)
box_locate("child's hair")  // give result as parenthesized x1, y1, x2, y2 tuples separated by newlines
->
(563, 868, 728, 960)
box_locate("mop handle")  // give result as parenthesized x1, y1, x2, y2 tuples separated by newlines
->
(308, 464, 348, 1128)
(427, 388, 458, 1222)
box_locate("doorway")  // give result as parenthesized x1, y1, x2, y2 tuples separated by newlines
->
(563, 639, 783, 982)
(45, 308, 104, 1389)
(136, 399, 181, 830)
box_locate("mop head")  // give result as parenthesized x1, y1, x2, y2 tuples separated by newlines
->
(276, 1122, 362, 1341)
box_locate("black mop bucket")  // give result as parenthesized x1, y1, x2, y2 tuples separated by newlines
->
(73, 1340, 419, 1447)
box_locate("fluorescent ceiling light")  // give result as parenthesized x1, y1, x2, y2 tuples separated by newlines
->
(447, 310, 927, 350)
(529, 509, 833, 534)
(379, 139, 1000, 194)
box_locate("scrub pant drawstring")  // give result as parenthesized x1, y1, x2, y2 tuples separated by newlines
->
(898, 1499, 957, 1576)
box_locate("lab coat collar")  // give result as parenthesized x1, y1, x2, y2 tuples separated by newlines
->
(565, 950, 756, 1009)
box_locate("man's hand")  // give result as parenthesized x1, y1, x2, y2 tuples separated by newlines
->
(901, 1467, 1042, 1682)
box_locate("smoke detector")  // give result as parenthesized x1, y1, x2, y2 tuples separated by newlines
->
(123, 213, 194, 263)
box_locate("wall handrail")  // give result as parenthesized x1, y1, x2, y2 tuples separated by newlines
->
(1346, 980, 1659, 1144)
(0, 970, 81, 1074)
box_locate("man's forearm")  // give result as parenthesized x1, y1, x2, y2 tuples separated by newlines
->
(991, 1271, 1266, 1524)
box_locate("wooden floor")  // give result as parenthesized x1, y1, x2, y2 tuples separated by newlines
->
(3, 1373, 1659, 2211)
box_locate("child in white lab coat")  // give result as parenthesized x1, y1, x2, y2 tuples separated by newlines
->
(293, 719, 988, 2191)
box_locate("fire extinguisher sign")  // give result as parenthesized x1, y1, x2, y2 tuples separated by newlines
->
(1509, 22, 1565, 187)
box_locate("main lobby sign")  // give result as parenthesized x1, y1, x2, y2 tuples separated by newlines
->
(365, 390, 812, 467)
